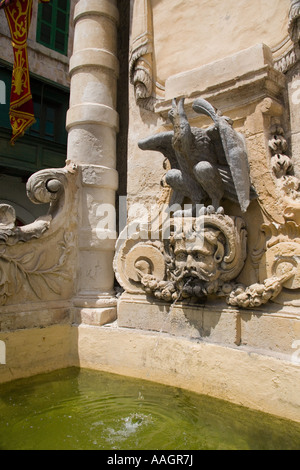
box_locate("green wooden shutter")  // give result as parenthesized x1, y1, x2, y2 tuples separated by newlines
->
(36, 0, 70, 56)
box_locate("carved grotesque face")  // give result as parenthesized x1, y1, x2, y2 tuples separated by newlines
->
(172, 229, 226, 283)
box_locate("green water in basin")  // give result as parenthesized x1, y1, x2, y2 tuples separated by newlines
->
(0, 367, 299, 450)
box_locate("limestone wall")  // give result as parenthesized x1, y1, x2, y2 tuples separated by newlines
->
(151, 0, 290, 87)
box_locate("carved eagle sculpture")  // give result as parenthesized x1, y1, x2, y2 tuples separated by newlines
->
(138, 98, 256, 214)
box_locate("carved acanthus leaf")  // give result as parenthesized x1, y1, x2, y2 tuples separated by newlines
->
(0, 232, 75, 306)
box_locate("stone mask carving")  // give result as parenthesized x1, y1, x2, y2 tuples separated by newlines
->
(160, 215, 247, 301)
(114, 214, 247, 304)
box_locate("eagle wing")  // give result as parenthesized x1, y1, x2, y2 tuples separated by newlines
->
(192, 98, 252, 213)
(217, 117, 252, 213)
(138, 131, 179, 170)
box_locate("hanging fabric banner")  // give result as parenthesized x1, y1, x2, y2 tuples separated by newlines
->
(3, 0, 35, 145)
(1, 0, 51, 145)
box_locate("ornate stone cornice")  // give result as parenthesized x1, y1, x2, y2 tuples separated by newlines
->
(273, 1, 300, 73)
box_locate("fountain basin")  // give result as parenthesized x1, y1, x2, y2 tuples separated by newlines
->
(1, 323, 300, 426)
(1, 367, 300, 450)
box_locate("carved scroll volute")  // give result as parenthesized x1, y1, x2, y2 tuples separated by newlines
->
(26, 161, 77, 207)
(114, 224, 165, 295)
(26, 161, 78, 235)
(0, 163, 77, 246)
(129, 0, 153, 105)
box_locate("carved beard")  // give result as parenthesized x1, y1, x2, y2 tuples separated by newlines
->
(177, 276, 219, 299)
(180, 277, 205, 298)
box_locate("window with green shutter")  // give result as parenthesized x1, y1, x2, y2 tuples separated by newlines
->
(36, 0, 70, 56)
(0, 62, 69, 175)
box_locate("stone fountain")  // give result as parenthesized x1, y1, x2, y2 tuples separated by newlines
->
(0, 0, 300, 425)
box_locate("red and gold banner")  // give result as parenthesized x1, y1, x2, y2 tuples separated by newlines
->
(3, 0, 35, 144)
(1, 0, 51, 145)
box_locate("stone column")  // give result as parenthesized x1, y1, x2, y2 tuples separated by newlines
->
(66, 0, 119, 325)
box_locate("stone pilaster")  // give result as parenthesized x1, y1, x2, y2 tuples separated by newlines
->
(66, 0, 119, 325)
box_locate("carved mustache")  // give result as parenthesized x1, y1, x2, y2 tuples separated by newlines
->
(173, 266, 217, 281)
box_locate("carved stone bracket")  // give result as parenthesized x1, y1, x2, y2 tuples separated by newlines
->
(129, 0, 154, 108)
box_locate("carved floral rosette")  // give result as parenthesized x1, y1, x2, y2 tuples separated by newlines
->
(0, 162, 77, 306)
